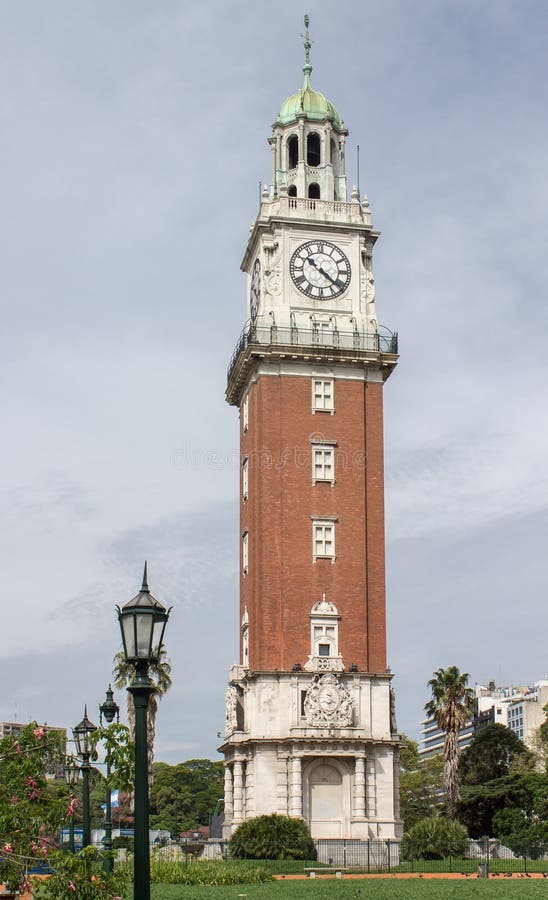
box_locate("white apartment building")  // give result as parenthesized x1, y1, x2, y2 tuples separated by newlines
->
(420, 680, 548, 758)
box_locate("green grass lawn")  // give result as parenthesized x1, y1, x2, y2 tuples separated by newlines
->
(125, 880, 548, 900)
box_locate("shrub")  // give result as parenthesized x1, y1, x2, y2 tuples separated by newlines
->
(230, 814, 316, 860)
(402, 816, 468, 860)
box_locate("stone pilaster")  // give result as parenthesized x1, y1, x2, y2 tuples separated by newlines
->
(224, 765, 233, 822)
(276, 754, 289, 815)
(233, 759, 244, 822)
(245, 756, 255, 818)
(366, 752, 377, 819)
(353, 754, 366, 819)
(288, 755, 302, 817)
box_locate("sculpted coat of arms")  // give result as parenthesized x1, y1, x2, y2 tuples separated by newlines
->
(303, 673, 354, 727)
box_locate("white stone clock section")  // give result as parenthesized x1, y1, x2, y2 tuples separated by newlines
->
(223, 669, 399, 839)
(242, 195, 378, 337)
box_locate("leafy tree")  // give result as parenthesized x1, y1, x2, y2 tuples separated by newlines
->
(425, 666, 475, 819)
(402, 816, 467, 860)
(149, 759, 224, 834)
(399, 735, 444, 829)
(492, 773, 548, 856)
(460, 723, 531, 784)
(112, 646, 172, 789)
(231, 814, 316, 860)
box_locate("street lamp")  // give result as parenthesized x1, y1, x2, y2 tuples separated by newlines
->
(116, 563, 171, 900)
(99, 685, 120, 874)
(64, 757, 80, 853)
(73, 707, 97, 848)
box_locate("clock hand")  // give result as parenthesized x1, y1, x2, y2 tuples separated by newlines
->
(308, 257, 338, 285)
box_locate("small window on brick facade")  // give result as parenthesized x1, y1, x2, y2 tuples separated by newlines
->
(242, 531, 248, 574)
(312, 519, 336, 561)
(242, 457, 249, 500)
(242, 394, 249, 432)
(312, 378, 334, 413)
(312, 444, 335, 484)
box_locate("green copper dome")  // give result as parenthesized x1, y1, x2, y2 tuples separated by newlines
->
(278, 65, 343, 128)
(277, 16, 343, 129)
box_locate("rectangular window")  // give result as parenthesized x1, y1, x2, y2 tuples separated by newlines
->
(318, 643, 330, 657)
(242, 394, 249, 432)
(312, 520, 336, 561)
(312, 445, 335, 483)
(312, 378, 334, 413)
(242, 457, 249, 500)
(242, 531, 248, 574)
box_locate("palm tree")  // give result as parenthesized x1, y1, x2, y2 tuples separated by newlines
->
(425, 666, 475, 820)
(113, 647, 172, 789)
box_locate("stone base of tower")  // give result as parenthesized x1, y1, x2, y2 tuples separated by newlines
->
(220, 670, 402, 841)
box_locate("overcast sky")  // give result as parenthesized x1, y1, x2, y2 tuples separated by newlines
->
(2, 0, 547, 764)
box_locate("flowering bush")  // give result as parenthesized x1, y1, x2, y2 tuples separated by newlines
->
(33, 846, 127, 899)
(0, 723, 128, 899)
(0, 722, 66, 893)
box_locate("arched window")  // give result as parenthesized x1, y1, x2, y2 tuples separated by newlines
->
(307, 132, 321, 166)
(288, 134, 298, 170)
(288, 185, 297, 197)
(308, 183, 320, 199)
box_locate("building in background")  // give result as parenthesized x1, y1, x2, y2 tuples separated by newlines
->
(419, 680, 548, 757)
(0, 721, 67, 777)
(219, 18, 401, 840)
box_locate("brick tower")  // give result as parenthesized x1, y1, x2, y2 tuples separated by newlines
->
(220, 18, 401, 840)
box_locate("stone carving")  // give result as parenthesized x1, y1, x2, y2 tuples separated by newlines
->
(390, 687, 398, 736)
(303, 673, 354, 727)
(264, 242, 282, 296)
(311, 593, 339, 616)
(225, 685, 238, 737)
(360, 244, 377, 329)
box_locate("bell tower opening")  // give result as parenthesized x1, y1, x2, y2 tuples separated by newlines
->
(288, 185, 297, 197)
(308, 183, 320, 199)
(288, 134, 299, 170)
(307, 132, 321, 166)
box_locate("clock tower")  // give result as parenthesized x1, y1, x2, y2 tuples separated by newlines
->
(221, 18, 401, 841)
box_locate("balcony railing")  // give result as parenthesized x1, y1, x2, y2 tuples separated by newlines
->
(227, 322, 398, 384)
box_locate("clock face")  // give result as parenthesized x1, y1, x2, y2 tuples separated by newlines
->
(290, 240, 351, 300)
(250, 257, 261, 321)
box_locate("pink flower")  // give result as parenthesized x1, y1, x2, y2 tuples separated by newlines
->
(67, 797, 79, 815)
(31, 842, 41, 853)
(15, 742, 21, 753)
(68, 880, 77, 892)
(10, 795, 19, 804)
(33, 726, 46, 738)
(26, 775, 37, 787)
(2, 843, 13, 853)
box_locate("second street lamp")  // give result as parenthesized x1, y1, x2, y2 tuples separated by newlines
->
(73, 707, 97, 849)
(116, 563, 171, 900)
(99, 684, 120, 874)
(64, 757, 80, 853)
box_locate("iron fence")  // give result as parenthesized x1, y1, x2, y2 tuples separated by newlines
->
(227, 322, 398, 383)
(114, 838, 548, 876)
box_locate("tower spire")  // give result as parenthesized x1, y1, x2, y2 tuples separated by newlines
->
(302, 13, 313, 89)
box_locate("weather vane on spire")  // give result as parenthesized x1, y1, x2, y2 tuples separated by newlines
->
(302, 14, 313, 68)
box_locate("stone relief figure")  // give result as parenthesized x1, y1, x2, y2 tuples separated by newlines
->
(264, 242, 282, 297)
(225, 685, 238, 737)
(304, 673, 354, 727)
(360, 244, 377, 330)
(390, 687, 398, 736)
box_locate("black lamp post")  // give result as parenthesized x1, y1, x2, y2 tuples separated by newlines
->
(116, 563, 171, 900)
(64, 757, 80, 853)
(73, 707, 97, 848)
(99, 685, 120, 874)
